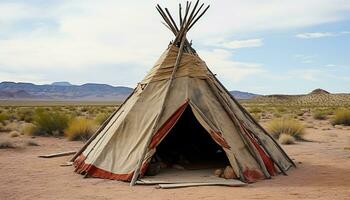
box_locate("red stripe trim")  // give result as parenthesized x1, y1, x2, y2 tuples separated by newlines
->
(73, 100, 189, 181)
(243, 169, 265, 183)
(148, 100, 189, 149)
(241, 124, 276, 177)
(73, 155, 149, 181)
(209, 130, 231, 149)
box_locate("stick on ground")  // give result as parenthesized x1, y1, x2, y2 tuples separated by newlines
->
(39, 151, 76, 158)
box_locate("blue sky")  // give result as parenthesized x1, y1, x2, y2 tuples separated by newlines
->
(0, 0, 349, 94)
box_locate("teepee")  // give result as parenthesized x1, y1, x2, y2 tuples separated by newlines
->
(72, 1, 295, 186)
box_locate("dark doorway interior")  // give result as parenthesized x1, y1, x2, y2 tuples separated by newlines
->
(155, 106, 230, 170)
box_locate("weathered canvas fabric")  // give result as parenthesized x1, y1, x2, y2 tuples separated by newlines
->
(74, 45, 294, 183)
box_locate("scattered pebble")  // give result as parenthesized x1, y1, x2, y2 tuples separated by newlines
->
(223, 166, 237, 179)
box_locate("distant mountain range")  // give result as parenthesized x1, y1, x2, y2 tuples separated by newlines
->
(0, 81, 260, 101)
(252, 88, 350, 106)
(0, 81, 132, 101)
(229, 91, 260, 99)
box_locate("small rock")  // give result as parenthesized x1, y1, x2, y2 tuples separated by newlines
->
(334, 125, 342, 129)
(223, 166, 237, 179)
(214, 169, 223, 177)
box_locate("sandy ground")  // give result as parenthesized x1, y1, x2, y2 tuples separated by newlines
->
(0, 119, 350, 200)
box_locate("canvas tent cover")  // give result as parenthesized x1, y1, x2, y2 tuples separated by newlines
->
(73, 1, 295, 185)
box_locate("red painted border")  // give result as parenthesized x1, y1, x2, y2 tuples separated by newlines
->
(209, 130, 231, 149)
(241, 124, 276, 177)
(73, 100, 190, 181)
(148, 100, 189, 149)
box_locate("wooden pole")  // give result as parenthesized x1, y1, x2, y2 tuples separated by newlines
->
(188, 3, 204, 25)
(130, 31, 188, 186)
(188, 5, 210, 31)
(205, 78, 272, 179)
(165, 8, 179, 32)
(206, 67, 296, 168)
(156, 6, 177, 35)
(179, 3, 183, 26)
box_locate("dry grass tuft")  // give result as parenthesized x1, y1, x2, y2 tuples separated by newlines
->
(248, 107, 262, 114)
(313, 110, 328, 120)
(266, 118, 305, 140)
(9, 131, 20, 137)
(278, 133, 296, 145)
(0, 139, 15, 149)
(95, 113, 109, 125)
(0, 112, 8, 124)
(22, 123, 38, 136)
(65, 117, 96, 141)
(332, 109, 350, 126)
(4, 122, 20, 132)
(251, 113, 261, 122)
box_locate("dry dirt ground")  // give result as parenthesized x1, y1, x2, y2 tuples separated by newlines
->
(1, 120, 349, 200)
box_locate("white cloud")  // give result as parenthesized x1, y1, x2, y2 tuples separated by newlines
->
(0, 0, 350, 85)
(219, 39, 263, 49)
(198, 49, 264, 82)
(296, 31, 350, 39)
(296, 32, 334, 39)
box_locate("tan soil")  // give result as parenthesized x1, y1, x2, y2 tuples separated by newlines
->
(0, 121, 349, 200)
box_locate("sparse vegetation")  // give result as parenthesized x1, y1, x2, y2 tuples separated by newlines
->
(4, 122, 20, 132)
(266, 118, 305, 140)
(95, 113, 109, 125)
(0, 112, 8, 124)
(0, 103, 116, 141)
(278, 133, 295, 145)
(65, 117, 97, 141)
(16, 108, 34, 122)
(9, 131, 20, 137)
(248, 107, 262, 114)
(33, 109, 71, 136)
(0, 140, 15, 149)
(313, 110, 328, 120)
(22, 123, 38, 136)
(332, 109, 350, 126)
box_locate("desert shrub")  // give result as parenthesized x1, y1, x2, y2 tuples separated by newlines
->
(313, 110, 328, 120)
(276, 107, 286, 113)
(0, 112, 8, 124)
(80, 107, 88, 112)
(22, 123, 38, 136)
(295, 110, 305, 116)
(273, 112, 282, 118)
(0, 140, 15, 149)
(278, 133, 296, 144)
(266, 118, 305, 140)
(65, 117, 96, 141)
(16, 108, 35, 122)
(95, 113, 109, 125)
(9, 131, 20, 137)
(332, 109, 350, 126)
(4, 122, 20, 132)
(251, 113, 261, 122)
(33, 109, 71, 136)
(248, 107, 262, 114)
